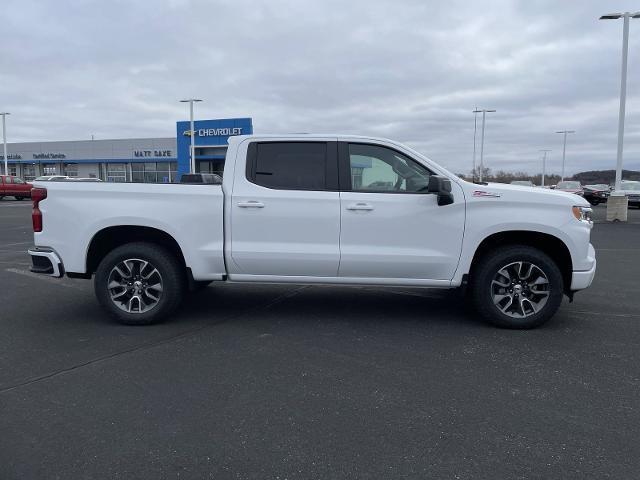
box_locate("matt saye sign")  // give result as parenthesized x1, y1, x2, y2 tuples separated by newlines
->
(33, 153, 66, 159)
(134, 150, 174, 158)
(183, 127, 243, 137)
(0, 154, 22, 160)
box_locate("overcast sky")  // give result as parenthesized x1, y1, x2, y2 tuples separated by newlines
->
(2, 0, 640, 174)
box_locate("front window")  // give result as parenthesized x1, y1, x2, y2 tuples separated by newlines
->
(13, 177, 25, 184)
(348, 144, 431, 193)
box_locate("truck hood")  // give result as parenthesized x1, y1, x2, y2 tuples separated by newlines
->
(461, 181, 591, 207)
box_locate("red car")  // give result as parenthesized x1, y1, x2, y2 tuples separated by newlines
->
(0, 175, 33, 200)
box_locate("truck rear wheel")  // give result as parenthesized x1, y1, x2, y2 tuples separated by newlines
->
(470, 246, 564, 329)
(94, 242, 184, 325)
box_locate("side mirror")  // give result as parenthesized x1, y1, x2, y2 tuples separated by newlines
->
(427, 175, 454, 206)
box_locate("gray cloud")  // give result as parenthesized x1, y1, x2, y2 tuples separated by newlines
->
(1, 0, 640, 174)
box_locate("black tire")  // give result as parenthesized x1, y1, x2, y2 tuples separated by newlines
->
(470, 245, 564, 329)
(14, 196, 24, 201)
(94, 242, 185, 325)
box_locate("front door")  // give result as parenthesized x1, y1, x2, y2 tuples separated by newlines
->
(338, 142, 465, 281)
(229, 139, 341, 278)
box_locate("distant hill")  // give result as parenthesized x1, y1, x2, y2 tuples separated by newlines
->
(572, 170, 640, 185)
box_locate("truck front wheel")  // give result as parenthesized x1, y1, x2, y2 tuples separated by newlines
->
(94, 242, 185, 325)
(470, 246, 564, 329)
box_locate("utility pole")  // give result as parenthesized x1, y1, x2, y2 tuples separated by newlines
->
(1, 112, 10, 175)
(600, 11, 640, 192)
(180, 98, 203, 173)
(473, 108, 496, 182)
(600, 12, 640, 221)
(555, 130, 575, 181)
(472, 108, 478, 182)
(539, 149, 551, 187)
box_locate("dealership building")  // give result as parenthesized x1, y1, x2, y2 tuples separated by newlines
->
(0, 118, 253, 182)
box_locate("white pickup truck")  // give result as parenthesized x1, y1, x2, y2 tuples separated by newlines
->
(27, 134, 596, 329)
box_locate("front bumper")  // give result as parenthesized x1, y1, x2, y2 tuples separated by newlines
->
(28, 248, 64, 278)
(570, 243, 596, 291)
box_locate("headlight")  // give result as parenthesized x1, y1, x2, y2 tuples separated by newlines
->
(572, 206, 593, 223)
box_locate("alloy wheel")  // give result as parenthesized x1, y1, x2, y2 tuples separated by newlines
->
(107, 258, 163, 314)
(490, 261, 550, 318)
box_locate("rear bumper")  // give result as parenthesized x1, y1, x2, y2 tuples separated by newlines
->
(28, 248, 64, 278)
(570, 244, 596, 291)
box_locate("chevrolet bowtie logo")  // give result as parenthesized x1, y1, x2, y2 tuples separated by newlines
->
(183, 130, 195, 137)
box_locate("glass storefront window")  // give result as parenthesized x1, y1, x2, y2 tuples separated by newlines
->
(43, 165, 57, 175)
(130, 162, 176, 183)
(64, 164, 78, 177)
(23, 165, 37, 181)
(106, 164, 127, 182)
(198, 160, 224, 176)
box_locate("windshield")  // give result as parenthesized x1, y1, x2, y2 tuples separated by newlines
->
(622, 182, 640, 191)
(557, 181, 581, 189)
(511, 181, 533, 186)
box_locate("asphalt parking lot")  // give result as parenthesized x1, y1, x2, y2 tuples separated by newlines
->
(1, 200, 639, 479)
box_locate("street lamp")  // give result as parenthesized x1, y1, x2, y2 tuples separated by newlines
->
(539, 150, 551, 187)
(1, 112, 10, 176)
(180, 99, 203, 173)
(599, 11, 640, 192)
(472, 109, 496, 182)
(555, 130, 575, 181)
(472, 107, 478, 182)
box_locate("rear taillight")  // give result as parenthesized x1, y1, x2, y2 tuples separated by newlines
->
(31, 187, 47, 232)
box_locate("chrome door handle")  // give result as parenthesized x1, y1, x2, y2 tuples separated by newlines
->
(237, 201, 265, 208)
(346, 203, 374, 211)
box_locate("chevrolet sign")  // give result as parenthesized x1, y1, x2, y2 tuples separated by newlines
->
(183, 127, 243, 137)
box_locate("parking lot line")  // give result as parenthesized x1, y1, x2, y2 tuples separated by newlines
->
(0, 241, 33, 247)
(4, 268, 86, 290)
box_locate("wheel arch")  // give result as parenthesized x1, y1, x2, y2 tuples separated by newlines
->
(85, 225, 188, 275)
(468, 231, 573, 293)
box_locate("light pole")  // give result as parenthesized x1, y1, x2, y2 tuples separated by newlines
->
(180, 99, 203, 173)
(1, 112, 9, 176)
(472, 107, 478, 182)
(555, 130, 575, 181)
(473, 109, 496, 182)
(600, 12, 640, 192)
(539, 149, 551, 187)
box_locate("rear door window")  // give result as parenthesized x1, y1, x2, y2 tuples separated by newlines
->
(247, 142, 336, 191)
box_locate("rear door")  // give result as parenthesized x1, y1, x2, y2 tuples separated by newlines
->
(12, 177, 29, 195)
(338, 142, 465, 281)
(229, 139, 341, 277)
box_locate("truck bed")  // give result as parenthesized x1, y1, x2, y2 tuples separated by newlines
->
(33, 181, 226, 280)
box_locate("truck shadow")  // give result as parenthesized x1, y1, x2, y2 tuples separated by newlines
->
(177, 283, 483, 329)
